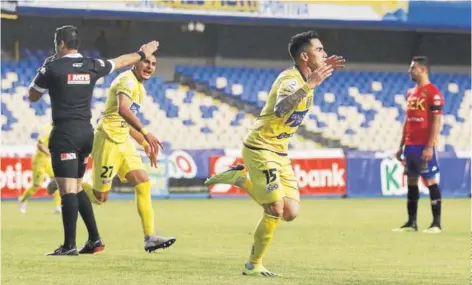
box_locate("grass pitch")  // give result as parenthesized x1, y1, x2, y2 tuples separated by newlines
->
(1, 198, 469, 285)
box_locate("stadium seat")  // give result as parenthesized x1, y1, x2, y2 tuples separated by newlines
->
(1, 51, 470, 151)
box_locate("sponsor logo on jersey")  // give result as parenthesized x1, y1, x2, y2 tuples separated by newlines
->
(67, 73, 90, 85)
(407, 97, 425, 111)
(285, 110, 308, 127)
(265, 183, 279, 192)
(72, 63, 83, 68)
(275, 132, 295, 139)
(60, 153, 77, 161)
(129, 102, 141, 115)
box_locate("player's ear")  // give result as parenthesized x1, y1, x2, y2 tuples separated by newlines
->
(300, 52, 309, 62)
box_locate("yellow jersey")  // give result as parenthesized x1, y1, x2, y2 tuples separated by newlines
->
(244, 66, 314, 154)
(97, 70, 146, 144)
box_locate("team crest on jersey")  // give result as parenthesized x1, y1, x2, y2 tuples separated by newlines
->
(67, 74, 90, 84)
(285, 110, 308, 127)
(129, 102, 141, 115)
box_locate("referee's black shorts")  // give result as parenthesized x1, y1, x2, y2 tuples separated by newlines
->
(49, 121, 94, 179)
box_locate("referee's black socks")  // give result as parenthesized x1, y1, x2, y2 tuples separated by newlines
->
(428, 184, 442, 226)
(77, 190, 100, 241)
(61, 193, 79, 249)
(407, 185, 419, 223)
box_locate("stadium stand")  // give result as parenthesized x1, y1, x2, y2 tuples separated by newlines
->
(2, 50, 470, 152)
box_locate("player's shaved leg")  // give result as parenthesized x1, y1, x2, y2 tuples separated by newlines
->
(424, 177, 441, 232)
(282, 197, 300, 222)
(55, 177, 80, 252)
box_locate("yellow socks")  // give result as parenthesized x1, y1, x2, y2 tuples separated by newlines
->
(53, 190, 61, 208)
(249, 213, 281, 264)
(19, 186, 38, 202)
(135, 181, 155, 236)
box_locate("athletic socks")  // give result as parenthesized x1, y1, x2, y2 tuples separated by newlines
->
(77, 190, 100, 241)
(61, 193, 79, 249)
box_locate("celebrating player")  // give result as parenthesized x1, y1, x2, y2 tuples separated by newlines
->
(393, 56, 444, 234)
(80, 51, 176, 253)
(204, 31, 345, 276)
(18, 124, 61, 214)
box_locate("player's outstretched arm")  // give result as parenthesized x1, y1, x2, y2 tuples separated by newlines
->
(109, 41, 159, 72)
(274, 64, 333, 118)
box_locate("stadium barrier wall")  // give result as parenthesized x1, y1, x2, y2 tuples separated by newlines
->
(1, 147, 470, 200)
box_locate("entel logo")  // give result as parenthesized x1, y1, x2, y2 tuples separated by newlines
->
(293, 163, 345, 188)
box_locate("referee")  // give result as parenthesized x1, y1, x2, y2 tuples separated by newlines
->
(28, 25, 159, 256)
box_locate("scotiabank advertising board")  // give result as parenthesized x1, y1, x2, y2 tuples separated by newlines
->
(209, 149, 346, 197)
(0, 156, 93, 199)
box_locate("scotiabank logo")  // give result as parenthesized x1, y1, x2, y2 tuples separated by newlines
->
(293, 163, 345, 188)
(67, 73, 90, 84)
(291, 158, 346, 195)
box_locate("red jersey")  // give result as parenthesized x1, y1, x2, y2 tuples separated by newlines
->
(404, 83, 444, 145)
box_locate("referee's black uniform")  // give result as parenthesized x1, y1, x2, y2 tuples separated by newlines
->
(32, 53, 113, 178)
(30, 30, 114, 256)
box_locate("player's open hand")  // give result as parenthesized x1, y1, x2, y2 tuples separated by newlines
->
(421, 146, 433, 162)
(143, 132, 165, 158)
(140, 41, 160, 58)
(307, 64, 333, 88)
(326, 55, 346, 70)
(144, 145, 158, 168)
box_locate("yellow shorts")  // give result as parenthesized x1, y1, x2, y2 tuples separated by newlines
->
(242, 145, 299, 205)
(91, 130, 145, 192)
(31, 152, 54, 186)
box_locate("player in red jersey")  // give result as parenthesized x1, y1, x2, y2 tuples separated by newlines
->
(393, 56, 444, 234)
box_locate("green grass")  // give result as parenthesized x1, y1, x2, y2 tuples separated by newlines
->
(2, 198, 470, 285)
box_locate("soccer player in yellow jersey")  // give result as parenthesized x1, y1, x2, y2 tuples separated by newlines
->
(205, 31, 345, 276)
(19, 125, 62, 214)
(80, 51, 176, 253)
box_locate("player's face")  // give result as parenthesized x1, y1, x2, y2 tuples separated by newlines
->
(304, 38, 327, 70)
(409, 61, 425, 82)
(136, 55, 157, 80)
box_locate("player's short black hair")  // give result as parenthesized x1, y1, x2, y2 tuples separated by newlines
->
(288, 30, 320, 61)
(55, 25, 80, 50)
(412, 56, 431, 72)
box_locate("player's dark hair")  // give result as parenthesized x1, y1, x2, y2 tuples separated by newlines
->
(55, 25, 80, 50)
(412, 56, 431, 73)
(288, 30, 320, 61)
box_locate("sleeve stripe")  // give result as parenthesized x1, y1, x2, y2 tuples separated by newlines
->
(107, 60, 115, 75)
(31, 84, 46, 94)
(116, 91, 132, 100)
